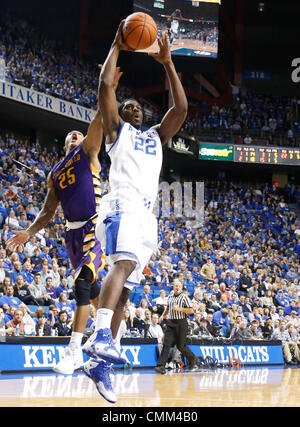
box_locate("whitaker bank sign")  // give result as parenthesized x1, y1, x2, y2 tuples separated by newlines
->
(0, 80, 95, 123)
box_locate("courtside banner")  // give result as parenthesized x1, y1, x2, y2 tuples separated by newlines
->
(0, 341, 158, 371)
(0, 339, 283, 371)
(190, 342, 284, 365)
(0, 80, 96, 123)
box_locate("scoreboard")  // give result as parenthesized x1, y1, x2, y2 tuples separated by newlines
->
(234, 146, 300, 166)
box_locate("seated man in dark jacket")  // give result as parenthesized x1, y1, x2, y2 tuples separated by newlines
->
(261, 317, 273, 339)
(133, 307, 146, 335)
(194, 318, 213, 339)
(53, 310, 73, 336)
(206, 313, 221, 337)
(231, 318, 252, 340)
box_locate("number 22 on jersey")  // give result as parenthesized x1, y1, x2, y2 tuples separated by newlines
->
(134, 136, 157, 156)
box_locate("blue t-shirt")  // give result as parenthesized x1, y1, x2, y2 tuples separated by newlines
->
(0, 295, 22, 309)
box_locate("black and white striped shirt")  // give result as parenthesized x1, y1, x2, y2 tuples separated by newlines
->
(167, 291, 193, 320)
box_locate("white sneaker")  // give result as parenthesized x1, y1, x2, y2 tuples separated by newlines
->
(82, 328, 127, 365)
(83, 358, 116, 404)
(53, 346, 83, 375)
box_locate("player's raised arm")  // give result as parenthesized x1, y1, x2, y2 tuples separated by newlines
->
(99, 20, 130, 144)
(6, 174, 59, 252)
(149, 31, 188, 144)
(82, 64, 123, 160)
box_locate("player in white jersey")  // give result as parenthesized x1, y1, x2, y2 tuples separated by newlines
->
(96, 120, 162, 283)
(82, 24, 187, 402)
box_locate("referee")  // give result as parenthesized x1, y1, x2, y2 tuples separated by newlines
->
(155, 280, 198, 374)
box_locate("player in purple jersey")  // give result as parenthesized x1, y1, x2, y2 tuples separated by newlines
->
(6, 66, 128, 382)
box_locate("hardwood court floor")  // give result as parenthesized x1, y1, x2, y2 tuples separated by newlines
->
(0, 366, 300, 407)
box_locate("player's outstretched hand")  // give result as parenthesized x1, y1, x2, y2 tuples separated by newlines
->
(6, 230, 30, 252)
(148, 31, 171, 65)
(98, 64, 123, 90)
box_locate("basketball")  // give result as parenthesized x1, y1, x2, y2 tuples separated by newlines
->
(122, 12, 157, 50)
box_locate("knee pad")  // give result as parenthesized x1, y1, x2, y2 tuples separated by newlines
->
(90, 281, 100, 300)
(74, 278, 91, 306)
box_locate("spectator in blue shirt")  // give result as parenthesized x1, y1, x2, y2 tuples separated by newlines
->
(56, 277, 74, 300)
(30, 248, 42, 271)
(212, 308, 231, 337)
(3, 305, 17, 324)
(274, 290, 290, 308)
(284, 299, 298, 316)
(55, 292, 74, 319)
(40, 246, 52, 265)
(21, 260, 34, 284)
(9, 260, 23, 284)
(137, 284, 157, 312)
(169, 248, 182, 266)
(0, 283, 25, 311)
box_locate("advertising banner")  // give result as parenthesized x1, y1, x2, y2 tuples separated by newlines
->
(0, 80, 95, 123)
(190, 343, 284, 365)
(199, 144, 234, 161)
(0, 339, 284, 371)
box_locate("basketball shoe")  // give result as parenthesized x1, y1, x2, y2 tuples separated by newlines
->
(53, 346, 83, 375)
(83, 358, 116, 404)
(82, 328, 127, 365)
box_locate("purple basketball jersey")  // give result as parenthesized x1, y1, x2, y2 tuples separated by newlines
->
(51, 144, 101, 222)
(51, 144, 104, 281)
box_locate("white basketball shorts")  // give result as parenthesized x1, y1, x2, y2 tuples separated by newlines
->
(95, 207, 157, 290)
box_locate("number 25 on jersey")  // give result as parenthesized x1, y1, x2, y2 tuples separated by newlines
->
(58, 166, 76, 189)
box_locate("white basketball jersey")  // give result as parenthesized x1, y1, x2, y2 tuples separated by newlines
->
(105, 121, 162, 212)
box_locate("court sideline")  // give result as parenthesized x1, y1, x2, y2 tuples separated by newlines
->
(0, 366, 300, 407)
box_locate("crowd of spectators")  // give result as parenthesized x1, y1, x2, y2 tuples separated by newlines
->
(0, 125, 299, 367)
(1, 11, 300, 149)
(0, 10, 161, 125)
(183, 91, 300, 148)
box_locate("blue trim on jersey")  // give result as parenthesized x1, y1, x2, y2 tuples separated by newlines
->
(104, 213, 121, 256)
(106, 122, 125, 154)
(114, 251, 139, 263)
(125, 279, 140, 287)
(103, 213, 139, 264)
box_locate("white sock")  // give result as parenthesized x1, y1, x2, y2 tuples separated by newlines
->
(95, 308, 114, 331)
(69, 332, 83, 349)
